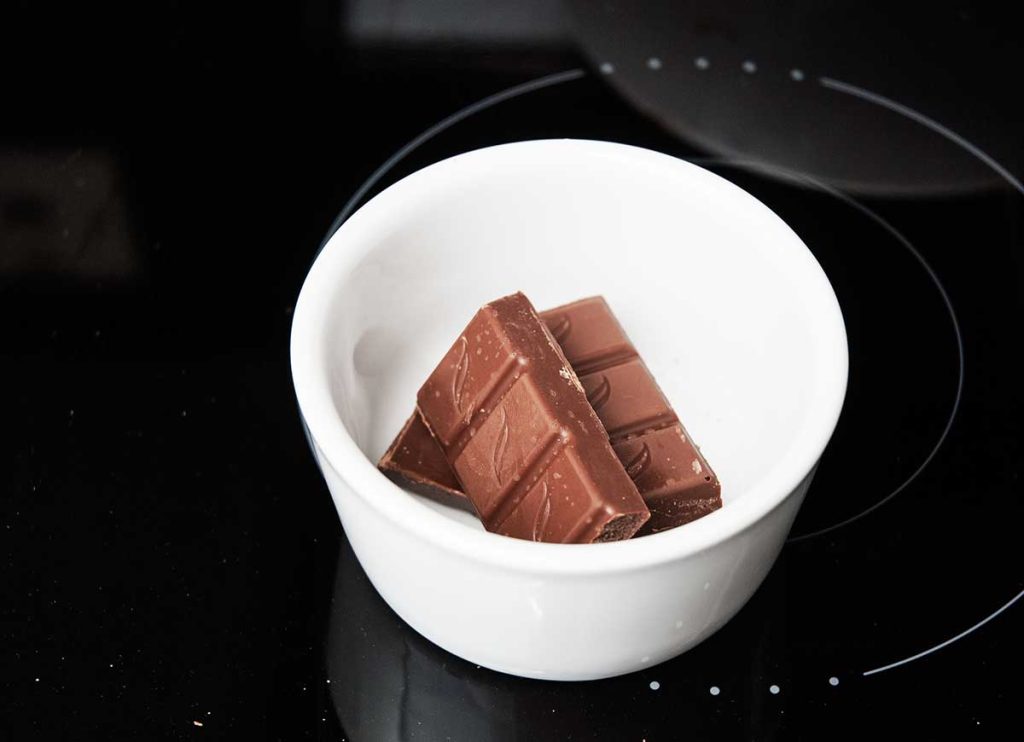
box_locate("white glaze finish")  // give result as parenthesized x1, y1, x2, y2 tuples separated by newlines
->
(291, 140, 848, 680)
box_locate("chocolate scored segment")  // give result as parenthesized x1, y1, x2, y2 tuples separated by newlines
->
(415, 292, 650, 544)
(545, 296, 637, 376)
(379, 295, 722, 537)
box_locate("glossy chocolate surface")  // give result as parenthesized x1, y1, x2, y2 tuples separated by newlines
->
(382, 296, 721, 534)
(415, 293, 649, 543)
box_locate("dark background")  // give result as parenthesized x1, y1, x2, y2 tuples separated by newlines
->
(3, 2, 1022, 739)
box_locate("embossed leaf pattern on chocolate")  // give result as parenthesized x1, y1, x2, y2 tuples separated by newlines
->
(492, 407, 510, 487)
(586, 374, 611, 412)
(624, 443, 652, 481)
(408, 294, 719, 540)
(452, 336, 470, 415)
(548, 314, 571, 344)
(532, 480, 552, 541)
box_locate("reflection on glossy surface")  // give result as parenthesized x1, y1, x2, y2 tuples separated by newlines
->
(0, 149, 139, 280)
(327, 536, 796, 741)
(565, 0, 1022, 195)
(328, 537, 515, 740)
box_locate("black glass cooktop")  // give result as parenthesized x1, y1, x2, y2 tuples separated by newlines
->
(4, 2, 1022, 739)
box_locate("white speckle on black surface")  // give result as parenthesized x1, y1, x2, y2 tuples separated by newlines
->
(649, 680, 660, 690)
(742, 60, 758, 74)
(791, 68, 806, 81)
(646, 57, 662, 70)
(709, 686, 720, 696)
(599, 62, 614, 75)
(769, 684, 780, 695)
(829, 676, 840, 686)
(694, 56, 710, 70)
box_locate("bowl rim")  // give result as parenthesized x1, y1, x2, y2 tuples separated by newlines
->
(290, 139, 849, 575)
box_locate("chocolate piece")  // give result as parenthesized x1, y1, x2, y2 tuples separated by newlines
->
(377, 413, 473, 511)
(379, 296, 722, 536)
(613, 426, 721, 535)
(543, 297, 721, 536)
(415, 293, 649, 543)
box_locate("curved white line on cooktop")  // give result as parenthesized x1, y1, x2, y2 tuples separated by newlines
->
(820, 76, 1023, 676)
(863, 587, 1024, 676)
(819, 77, 1024, 196)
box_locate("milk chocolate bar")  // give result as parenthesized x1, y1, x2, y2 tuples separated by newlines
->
(414, 293, 650, 543)
(546, 297, 721, 535)
(378, 296, 722, 536)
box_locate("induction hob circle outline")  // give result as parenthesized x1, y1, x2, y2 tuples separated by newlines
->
(319, 65, 1022, 679)
(321, 67, 962, 543)
(680, 154, 964, 542)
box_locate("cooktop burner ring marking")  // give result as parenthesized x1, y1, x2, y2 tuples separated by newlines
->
(820, 77, 1024, 196)
(789, 73, 1024, 540)
(321, 68, 971, 544)
(320, 67, 1024, 694)
(814, 77, 1023, 676)
(863, 586, 1024, 676)
(684, 156, 964, 543)
(781, 180, 965, 542)
(321, 71, 999, 546)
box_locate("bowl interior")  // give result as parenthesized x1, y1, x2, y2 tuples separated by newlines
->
(310, 140, 846, 535)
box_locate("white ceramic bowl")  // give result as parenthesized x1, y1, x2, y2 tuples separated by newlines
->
(291, 139, 848, 681)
